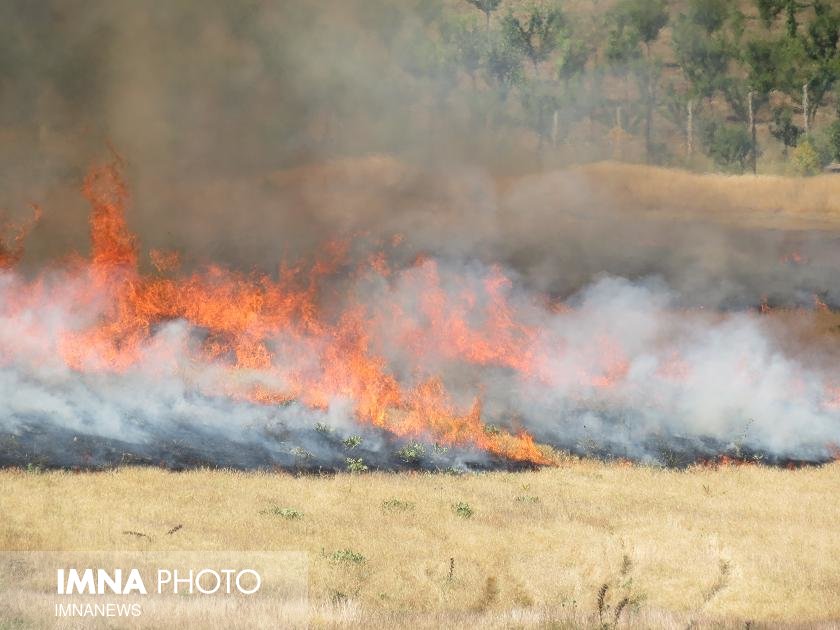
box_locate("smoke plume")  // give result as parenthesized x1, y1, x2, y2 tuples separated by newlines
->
(0, 2, 839, 469)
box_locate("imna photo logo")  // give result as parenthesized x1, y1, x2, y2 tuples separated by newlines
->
(56, 567, 262, 595)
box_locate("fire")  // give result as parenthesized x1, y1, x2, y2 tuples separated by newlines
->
(0, 204, 41, 269)
(781, 251, 807, 265)
(4, 162, 552, 465)
(4, 161, 839, 469)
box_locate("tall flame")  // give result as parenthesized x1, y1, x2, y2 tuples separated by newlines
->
(9, 162, 551, 465)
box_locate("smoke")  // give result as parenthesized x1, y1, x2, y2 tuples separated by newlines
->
(4, 1, 840, 307)
(0, 2, 839, 469)
(1, 246, 838, 469)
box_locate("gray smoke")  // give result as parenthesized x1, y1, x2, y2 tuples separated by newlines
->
(1, 1, 839, 469)
(1, 257, 838, 469)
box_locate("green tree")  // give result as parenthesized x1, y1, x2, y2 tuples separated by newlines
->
(749, 0, 840, 131)
(687, 0, 733, 34)
(673, 0, 742, 101)
(606, 0, 669, 162)
(479, 29, 525, 137)
(520, 78, 561, 151)
(463, 0, 503, 31)
(501, 3, 566, 73)
(770, 106, 803, 155)
(756, 0, 803, 38)
(550, 30, 591, 146)
(702, 119, 753, 172)
(485, 31, 525, 99)
(441, 15, 487, 88)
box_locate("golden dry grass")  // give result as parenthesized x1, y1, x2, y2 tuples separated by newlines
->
(1, 461, 839, 628)
(569, 162, 840, 231)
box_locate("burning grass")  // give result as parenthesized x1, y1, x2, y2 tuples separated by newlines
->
(2, 160, 840, 471)
(1, 461, 838, 627)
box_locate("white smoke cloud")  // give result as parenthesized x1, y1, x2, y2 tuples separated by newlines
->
(1, 258, 838, 470)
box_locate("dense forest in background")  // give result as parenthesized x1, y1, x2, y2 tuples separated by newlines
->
(2, 0, 840, 178)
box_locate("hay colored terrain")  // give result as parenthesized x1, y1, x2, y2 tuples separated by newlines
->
(1, 460, 838, 628)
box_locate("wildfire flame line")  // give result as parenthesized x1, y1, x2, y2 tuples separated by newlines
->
(3, 162, 838, 467)
(4, 162, 551, 465)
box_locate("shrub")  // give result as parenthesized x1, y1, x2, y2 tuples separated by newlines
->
(346, 457, 368, 473)
(452, 501, 474, 519)
(791, 138, 821, 176)
(382, 498, 415, 512)
(314, 422, 333, 434)
(291, 446, 312, 461)
(261, 506, 303, 519)
(329, 549, 366, 565)
(396, 442, 426, 464)
(343, 435, 363, 449)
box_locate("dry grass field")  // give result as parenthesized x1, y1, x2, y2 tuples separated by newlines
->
(3, 162, 840, 628)
(1, 460, 839, 628)
(547, 162, 840, 231)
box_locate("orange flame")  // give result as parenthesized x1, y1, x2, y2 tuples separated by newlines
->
(7, 162, 551, 466)
(0, 204, 41, 269)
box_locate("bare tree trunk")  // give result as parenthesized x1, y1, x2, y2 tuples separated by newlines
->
(645, 89, 653, 163)
(643, 46, 653, 164)
(748, 91, 757, 175)
(612, 105, 624, 160)
(803, 83, 810, 136)
(686, 100, 694, 159)
(552, 109, 559, 147)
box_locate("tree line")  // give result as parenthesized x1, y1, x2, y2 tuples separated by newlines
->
(2, 0, 839, 176)
(395, 0, 840, 173)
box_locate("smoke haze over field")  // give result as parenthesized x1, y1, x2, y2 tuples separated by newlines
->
(1, 2, 839, 469)
(3, 0, 840, 307)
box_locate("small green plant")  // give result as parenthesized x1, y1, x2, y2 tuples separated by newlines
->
(329, 549, 366, 565)
(432, 443, 449, 455)
(261, 506, 303, 519)
(483, 424, 501, 436)
(25, 462, 44, 475)
(514, 495, 540, 503)
(291, 446, 312, 461)
(343, 435, 363, 449)
(314, 422, 333, 434)
(452, 501, 474, 519)
(346, 457, 368, 473)
(396, 442, 426, 464)
(382, 498, 415, 512)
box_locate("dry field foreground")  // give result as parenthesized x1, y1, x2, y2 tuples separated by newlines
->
(1, 462, 839, 628)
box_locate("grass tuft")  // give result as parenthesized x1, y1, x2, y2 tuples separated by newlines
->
(452, 501, 474, 519)
(261, 506, 303, 519)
